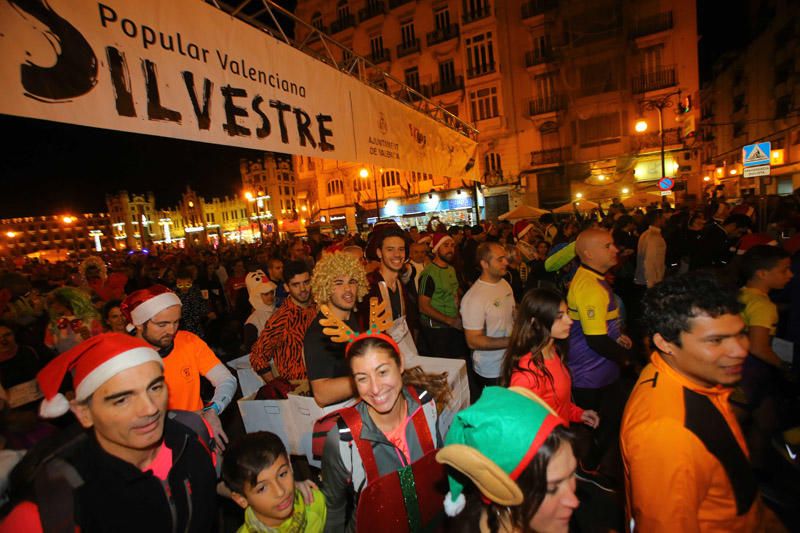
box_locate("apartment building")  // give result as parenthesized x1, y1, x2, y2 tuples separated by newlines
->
(0, 213, 112, 258)
(293, 0, 700, 229)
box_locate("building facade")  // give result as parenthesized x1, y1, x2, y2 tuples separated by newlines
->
(700, 0, 800, 198)
(0, 213, 112, 258)
(293, 0, 700, 227)
(240, 153, 303, 236)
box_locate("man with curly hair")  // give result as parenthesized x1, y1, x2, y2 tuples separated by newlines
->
(303, 252, 368, 406)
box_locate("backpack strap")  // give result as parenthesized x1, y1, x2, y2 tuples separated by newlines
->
(312, 410, 348, 462)
(406, 386, 436, 454)
(337, 406, 381, 484)
(35, 458, 84, 533)
(167, 410, 219, 475)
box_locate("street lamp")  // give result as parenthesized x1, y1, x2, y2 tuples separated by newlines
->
(635, 89, 683, 189)
(359, 166, 380, 220)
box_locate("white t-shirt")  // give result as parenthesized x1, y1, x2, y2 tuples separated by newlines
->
(460, 278, 515, 378)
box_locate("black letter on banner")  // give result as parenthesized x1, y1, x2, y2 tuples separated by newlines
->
(293, 108, 316, 148)
(317, 114, 335, 152)
(221, 86, 250, 137)
(183, 71, 212, 130)
(142, 59, 181, 122)
(252, 96, 271, 138)
(268, 100, 292, 144)
(9, 0, 98, 101)
(106, 47, 135, 117)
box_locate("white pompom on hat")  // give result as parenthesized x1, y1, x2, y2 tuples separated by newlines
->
(120, 284, 182, 326)
(37, 333, 162, 418)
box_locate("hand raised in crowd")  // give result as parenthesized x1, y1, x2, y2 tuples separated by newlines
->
(616, 334, 633, 350)
(581, 409, 600, 429)
(201, 409, 229, 452)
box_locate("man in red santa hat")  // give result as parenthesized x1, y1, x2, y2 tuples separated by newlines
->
(121, 284, 236, 449)
(1, 333, 219, 532)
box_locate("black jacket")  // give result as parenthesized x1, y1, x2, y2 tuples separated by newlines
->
(7, 414, 217, 533)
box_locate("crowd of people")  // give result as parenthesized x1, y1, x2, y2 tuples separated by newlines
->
(0, 189, 798, 532)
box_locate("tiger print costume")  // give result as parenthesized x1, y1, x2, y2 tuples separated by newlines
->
(249, 298, 318, 380)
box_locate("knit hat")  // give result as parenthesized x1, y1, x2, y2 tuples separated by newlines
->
(513, 220, 534, 241)
(120, 284, 182, 326)
(245, 270, 277, 310)
(37, 333, 162, 418)
(431, 233, 453, 254)
(436, 387, 565, 516)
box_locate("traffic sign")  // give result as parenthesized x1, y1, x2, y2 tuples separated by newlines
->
(657, 177, 674, 191)
(743, 165, 770, 178)
(743, 142, 771, 167)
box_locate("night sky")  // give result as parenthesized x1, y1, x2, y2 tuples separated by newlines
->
(0, 1, 748, 218)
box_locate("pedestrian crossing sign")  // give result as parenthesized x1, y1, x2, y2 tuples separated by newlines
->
(743, 142, 771, 167)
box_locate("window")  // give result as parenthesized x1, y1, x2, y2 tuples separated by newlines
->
(469, 86, 499, 121)
(337, 0, 350, 19)
(410, 171, 432, 182)
(535, 72, 556, 99)
(370, 35, 384, 57)
(381, 170, 401, 187)
(327, 179, 344, 195)
(640, 45, 663, 73)
(733, 121, 746, 138)
(439, 60, 456, 84)
(434, 7, 451, 30)
(466, 32, 495, 76)
(444, 104, 459, 117)
(484, 152, 502, 173)
(401, 21, 416, 46)
(577, 112, 621, 146)
(311, 12, 323, 30)
(404, 67, 420, 90)
(579, 61, 616, 96)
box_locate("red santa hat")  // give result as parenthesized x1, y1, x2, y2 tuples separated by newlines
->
(736, 233, 778, 254)
(431, 232, 454, 254)
(120, 284, 182, 326)
(417, 232, 433, 245)
(37, 333, 162, 418)
(514, 220, 534, 240)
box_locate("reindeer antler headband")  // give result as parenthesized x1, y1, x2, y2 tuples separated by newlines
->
(319, 297, 396, 355)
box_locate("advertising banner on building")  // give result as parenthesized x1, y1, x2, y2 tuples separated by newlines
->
(0, 0, 477, 179)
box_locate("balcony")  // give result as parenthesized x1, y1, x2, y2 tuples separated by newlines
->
(467, 62, 496, 79)
(525, 47, 557, 67)
(631, 11, 673, 39)
(631, 65, 677, 94)
(370, 48, 390, 64)
(463, 5, 492, 25)
(431, 76, 464, 96)
(634, 128, 681, 151)
(528, 94, 567, 116)
(531, 147, 571, 166)
(426, 24, 460, 46)
(396, 38, 421, 58)
(389, 0, 413, 9)
(329, 14, 356, 34)
(358, 1, 386, 22)
(521, 0, 558, 20)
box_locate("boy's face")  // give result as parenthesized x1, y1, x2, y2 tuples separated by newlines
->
(760, 258, 793, 290)
(232, 455, 296, 527)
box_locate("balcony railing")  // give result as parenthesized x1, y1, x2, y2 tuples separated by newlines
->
(528, 94, 567, 116)
(463, 5, 492, 24)
(431, 76, 465, 96)
(370, 48, 390, 63)
(521, 0, 558, 19)
(358, 1, 386, 22)
(634, 128, 681, 151)
(396, 38, 421, 58)
(631, 11, 673, 39)
(525, 47, 557, 67)
(426, 24, 460, 46)
(389, 0, 413, 9)
(631, 66, 677, 94)
(329, 14, 356, 34)
(467, 62, 496, 79)
(531, 147, 571, 166)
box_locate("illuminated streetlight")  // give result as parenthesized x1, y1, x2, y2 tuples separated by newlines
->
(62, 215, 75, 224)
(597, 174, 606, 181)
(359, 167, 369, 178)
(5, 231, 16, 238)
(575, 192, 583, 199)
(621, 188, 630, 195)
(729, 169, 738, 175)
(245, 191, 254, 201)
(703, 176, 711, 182)
(634, 119, 648, 133)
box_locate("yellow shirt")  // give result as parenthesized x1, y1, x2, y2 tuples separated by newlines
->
(739, 287, 777, 335)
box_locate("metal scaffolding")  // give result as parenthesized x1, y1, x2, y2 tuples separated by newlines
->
(206, 0, 479, 140)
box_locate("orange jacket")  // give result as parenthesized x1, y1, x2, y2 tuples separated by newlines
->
(621, 352, 763, 532)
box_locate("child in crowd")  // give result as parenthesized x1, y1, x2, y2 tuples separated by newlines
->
(222, 431, 326, 533)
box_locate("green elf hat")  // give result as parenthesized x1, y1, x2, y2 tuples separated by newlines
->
(436, 387, 565, 516)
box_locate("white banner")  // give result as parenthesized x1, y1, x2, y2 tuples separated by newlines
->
(0, 0, 477, 179)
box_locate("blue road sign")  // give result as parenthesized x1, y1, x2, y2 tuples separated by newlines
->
(743, 142, 771, 167)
